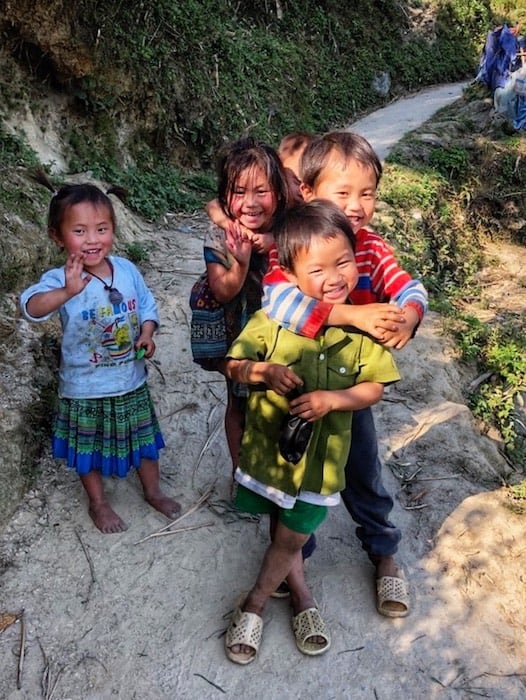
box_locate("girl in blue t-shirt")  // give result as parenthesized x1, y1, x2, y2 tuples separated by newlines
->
(20, 172, 180, 533)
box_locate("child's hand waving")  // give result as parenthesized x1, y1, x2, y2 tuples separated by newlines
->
(65, 253, 91, 297)
(225, 222, 252, 265)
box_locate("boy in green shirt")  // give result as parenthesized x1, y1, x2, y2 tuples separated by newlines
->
(223, 199, 400, 665)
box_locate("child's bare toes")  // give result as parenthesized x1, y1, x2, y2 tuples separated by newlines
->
(89, 503, 128, 533)
(145, 494, 181, 518)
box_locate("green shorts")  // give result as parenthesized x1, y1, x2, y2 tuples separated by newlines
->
(235, 484, 327, 535)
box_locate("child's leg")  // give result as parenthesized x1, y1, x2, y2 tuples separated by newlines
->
(80, 471, 127, 534)
(341, 407, 408, 616)
(137, 458, 181, 518)
(227, 520, 310, 660)
(229, 519, 328, 659)
(244, 520, 311, 615)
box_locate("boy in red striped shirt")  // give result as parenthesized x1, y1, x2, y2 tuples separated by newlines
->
(262, 131, 428, 617)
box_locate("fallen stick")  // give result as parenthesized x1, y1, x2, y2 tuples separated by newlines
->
(17, 609, 25, 690)
(413, 474, 462, 482)
(75, 528, 96, 602)
(75, 529, 96, 584)
(191, 419, 222, 488)
(138, 522, 214, 540)
(134, 488, 213, 544)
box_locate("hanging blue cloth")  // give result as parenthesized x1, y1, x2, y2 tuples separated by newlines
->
(476, 24, 518, 92)
(477, 26, 526, 130)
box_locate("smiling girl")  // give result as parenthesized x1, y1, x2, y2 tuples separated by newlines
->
(20, 173, 180, 533)
(190, 137, 291, 471)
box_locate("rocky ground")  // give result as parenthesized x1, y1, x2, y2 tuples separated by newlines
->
(0, 86, 525, 699)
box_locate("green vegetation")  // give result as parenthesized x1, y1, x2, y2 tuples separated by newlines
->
(447, 314, 526, 465)
(507, 479, 526, 514)
(88, 158, 216, 221)
(3, 0, 495, 183)
(123, 242, 151, 265)
(381, 84, 526, 469)
(0, 127, 40, 168)
(74, 0, 475, 164)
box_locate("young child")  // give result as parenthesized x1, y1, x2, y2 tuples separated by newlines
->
(203, 131, 312, 233)
(277, 131, 315, 203)
(223, 200, 400, 665)
(190, 137, 290, 470)
(262, 131, 429, 617)
(20, 173, 180, 534)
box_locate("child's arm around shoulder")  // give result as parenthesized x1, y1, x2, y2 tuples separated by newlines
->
(358, 230, 427, 347)
(262, 246, 406, 340)
(320, 231, 428, 347)
(22, 253, 89, 319)
(379, 299, 422, 349)
(205, 198, 231, 232)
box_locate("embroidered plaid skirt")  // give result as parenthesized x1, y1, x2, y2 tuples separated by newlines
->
(52, 383, 165, 477)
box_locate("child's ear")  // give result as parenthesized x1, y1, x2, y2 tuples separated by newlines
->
(49, 229, 64, 248)
(280, 266, 298, 286)
(300, 182, 315, 202)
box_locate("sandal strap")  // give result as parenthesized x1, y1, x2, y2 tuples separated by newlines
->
(292, 608, 330, 648)
(225, 607, 263, 650)
(376, 575, 410, 616)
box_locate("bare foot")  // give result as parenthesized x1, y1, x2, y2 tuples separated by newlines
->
(145, 492, 181, 518)
(88, 502, 128, 534)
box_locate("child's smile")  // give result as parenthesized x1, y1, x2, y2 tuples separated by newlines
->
(54, 202, 115, 276)
(229, 164, 277, 233)
(285, 232, 358, 304)
(301, 156, 377, 233)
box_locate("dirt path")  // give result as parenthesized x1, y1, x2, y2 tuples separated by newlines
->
(1, 85, 525, 700)
(349, 80, 469, 160)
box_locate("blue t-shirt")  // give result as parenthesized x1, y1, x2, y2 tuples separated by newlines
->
(20, 256, 159, 399)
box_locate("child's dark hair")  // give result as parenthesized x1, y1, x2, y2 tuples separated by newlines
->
(275, 199, 356, 271)
(300, 131, 382, 188)
(278, 132, 315, 160)
(32, 170, 127, 240)
(217, 137, 291, 222)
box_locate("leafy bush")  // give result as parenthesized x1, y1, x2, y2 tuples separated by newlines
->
(429, 146, 471, 180)
(12, 0, 490, 171)
(0, 127, 39, 168)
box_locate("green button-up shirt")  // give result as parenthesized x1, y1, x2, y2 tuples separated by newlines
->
(228, 310, 400, 500)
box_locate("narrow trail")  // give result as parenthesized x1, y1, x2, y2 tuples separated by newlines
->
(1, 84, 525, 700)
(348, 80, 470, 160)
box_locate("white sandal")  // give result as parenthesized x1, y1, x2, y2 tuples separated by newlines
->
(292, 606, 331, 656)
(225, 602, 263, 665)
(376, 575, 410, 618)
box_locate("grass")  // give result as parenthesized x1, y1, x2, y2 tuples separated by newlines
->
(380, 87, 526, 470)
